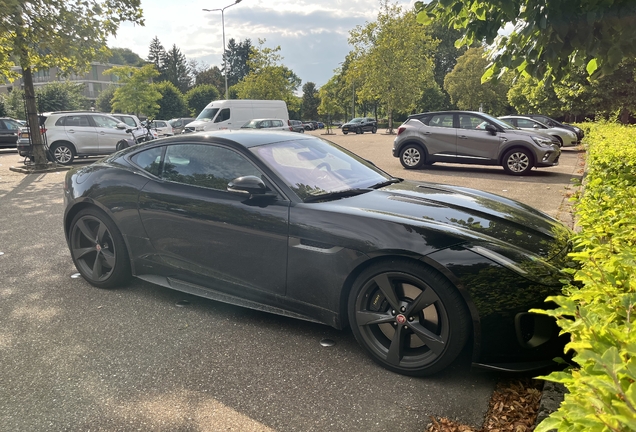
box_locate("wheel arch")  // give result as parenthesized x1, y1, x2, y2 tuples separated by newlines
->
(50, 139, 77, 155)
(498, 143, 536, 166)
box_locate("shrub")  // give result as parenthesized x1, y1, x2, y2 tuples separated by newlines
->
(535, 123, 636, 431)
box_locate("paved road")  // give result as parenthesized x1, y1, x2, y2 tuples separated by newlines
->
(0, 136, 583, 431)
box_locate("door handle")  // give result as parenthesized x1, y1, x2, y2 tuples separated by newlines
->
(458, 135, 469, 139)
(99, 131, 106, 135)
(423, 131, 432, 135)
(67, 129, 75, 133)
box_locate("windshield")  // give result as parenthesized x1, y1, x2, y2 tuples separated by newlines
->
(349, 118, 364, 123)
(479, 113, 516, 130)
(196, 108, 219, 122)
(251, 137, 392, 201)
(241, 120, 259, 129)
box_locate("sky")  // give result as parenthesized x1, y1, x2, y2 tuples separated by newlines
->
(107, 0, 416, 89)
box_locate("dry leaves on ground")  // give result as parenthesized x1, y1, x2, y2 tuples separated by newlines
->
(426, 378, 543, 432)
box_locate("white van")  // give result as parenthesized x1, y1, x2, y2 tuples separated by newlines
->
(184, 100, 289, 133)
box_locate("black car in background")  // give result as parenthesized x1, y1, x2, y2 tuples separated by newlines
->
(521, 114, 584, 142)
(63, 131, 570, 376)
(342, 117, 377, 134)
(0, 117, 22, 148)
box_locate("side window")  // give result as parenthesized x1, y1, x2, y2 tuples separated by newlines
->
(459, 114, 489, 130)
(0, 120, 7, 130)
(214, 108, 230, 123)
(427, 114, 454, 128)
(517, 118, 542, 129)
(92, 115, 120, 128)
(131, 146, 163, 176)
(118, 116, 136, 127)
(63, 115, 91, 127)
(273, 120, 283, 127)
(161, 144, 262, 190)
(3, 120, 19, 130)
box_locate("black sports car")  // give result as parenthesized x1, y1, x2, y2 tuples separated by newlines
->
(63, 131, 570, 376)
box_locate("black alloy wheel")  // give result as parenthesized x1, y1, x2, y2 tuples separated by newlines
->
(69, 208, 131, 289)
(502, 148, 533, 175)
(348, 260, 469, 376)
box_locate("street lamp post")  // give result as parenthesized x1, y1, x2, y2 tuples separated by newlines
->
(203, 0, 242, 100)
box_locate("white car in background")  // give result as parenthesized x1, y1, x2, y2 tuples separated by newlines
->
(149, 120, 174, 137)
(499, 115, 578, 147)
(111, 113, 158, 142)
(240, 118, 293, 131)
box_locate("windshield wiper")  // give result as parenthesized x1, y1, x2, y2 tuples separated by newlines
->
(304, 188, 371, 203)
(369, 178, 402, 189)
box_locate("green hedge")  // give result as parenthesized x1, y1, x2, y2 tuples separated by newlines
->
(535, 123, 636, 431)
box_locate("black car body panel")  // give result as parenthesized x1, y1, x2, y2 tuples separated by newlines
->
(63, 131, 570, 372)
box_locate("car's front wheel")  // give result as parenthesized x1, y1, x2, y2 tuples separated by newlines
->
(372, 126, 377, 134)
(356, 127, 362, 134)
(399, 144, 425, 169)
(69, 207, 132, 289)
(343, 131, 348, 135)
(348, 260, 470, 376)
(50, 142, 75, 165)
(502, 148, 533, 175)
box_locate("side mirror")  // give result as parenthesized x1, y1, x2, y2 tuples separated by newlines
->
(116, 122, 128, 130)
(533, 124, 541, 129)
(228, 175, 271, 196)
(485, 124, 497, 134)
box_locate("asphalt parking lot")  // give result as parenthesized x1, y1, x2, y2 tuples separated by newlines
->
(0, 135, 583, 431)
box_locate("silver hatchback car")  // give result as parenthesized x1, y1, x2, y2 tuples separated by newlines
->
(392, 111, 561, 176)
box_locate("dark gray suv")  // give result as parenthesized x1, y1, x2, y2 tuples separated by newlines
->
(392, 111, 561, 176)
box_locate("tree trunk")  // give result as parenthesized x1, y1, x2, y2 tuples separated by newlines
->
(620, 108, 630, 124)
(21, 65, 49, 167)
(387, 106, 393, 134)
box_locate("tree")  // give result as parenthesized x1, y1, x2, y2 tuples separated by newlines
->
(0, 0, 143, 168)
(95, 84, 118, 113)
(185, 85, 220, 117)
(444, 47, 511, 115)
(318, 77, 342, 134)
(104, 64, 161, 117)
(36, 82, 89, 112)
(348, 2, 440, 132)
(301, 82, 320, 120)
(223, 38, 252, 87)
(109, 47, 144, 66)
(416, 0, 636, 83)
(233, 40, 301, 106)
(163, 45, 190, 93)
(154, 81, 187, 120)
(195, 66, 224, 96)
(147, 36, 166, 76)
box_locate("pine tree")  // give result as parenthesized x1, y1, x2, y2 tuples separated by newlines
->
(163, 44, 191, 93)
(223, 38, 252, 87)
(147, 36, 166, 77)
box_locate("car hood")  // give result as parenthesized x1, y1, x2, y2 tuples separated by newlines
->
(325, 180, 570, 260)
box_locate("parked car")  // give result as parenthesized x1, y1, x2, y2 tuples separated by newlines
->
(0, 117, 22, 148)
(63, 130, 570, 376)
(499, 116, 578, 147)
(169, 118, 196, 135)
(302, 121, 315, 131)
(342, 117, 377, 134)
(111, 113, 158, 142)
(40, 111, 135, 164)
(240, 118, 293, 131)
(149, 120, 174, 137)
(393, 110, 561, 175)
(289, 120, 305, 133)
(520, 114, 584, 142)
(317, 122, 325, 129)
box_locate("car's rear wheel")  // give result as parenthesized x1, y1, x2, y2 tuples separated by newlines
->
(372, 126, 377, 134)
(356, 127, 362, 134)
(502, 148, 533, 175)
(116, 140, 129, 151)
(348, 260, 470, 376)
(399, 144, 425, 169)
(69, 207, 131, 289)
(50, 142, 75, 165)
(343, 131, 348, 135)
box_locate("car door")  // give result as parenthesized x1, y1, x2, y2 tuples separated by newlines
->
(422, 113, 457, 157)
(456, 113, 505, 161)
(0, 119, 19, 147)
(62, 114, 99, 154)
(91, 114, 127, 153)
(137, 143, 290, 296)
(212, 108, 231, 129)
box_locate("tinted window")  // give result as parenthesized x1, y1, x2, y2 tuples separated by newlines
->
(92, 115, 120, 128)
(162, 144, 261, 190)
(1, 119, 20, 130)
(517, 118, 543, 129)
(61, 115, 91, 127)
(131, 146, 163, 176)
(214, 108, 230, 123)
(458, 114, 488, 130)
(273, 120, 283, 127)
(427, 114, 454, 128)
(115, 116, 136, 127)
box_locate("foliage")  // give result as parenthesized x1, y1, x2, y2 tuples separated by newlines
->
(347, 1, 440, 130)
(185, 85, 220, 117)
(194, 65, 225, 96)
(109, 47, 144, 66)
(416, 0, 636, 84)
(223, 38, 252, 88)
(154, 81, 187, 120)
(534, 123, 636, 431)
(104, 64, 161, 117)
(95, 85, 117, 113)
(507, 75, 565, 117)
(147, 37, 166, 73)
(444, 47, 511, 115)
(0, 98, 6, 117)
(35, 81, 89, 112)
(318, 77, 342, 131)
(301, 82, 320, 120)
(233, 39, 300, 106)
(426, 21, 468, 109)
(163, 45, 190, 93)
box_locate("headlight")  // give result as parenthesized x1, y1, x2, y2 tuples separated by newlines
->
(531, 136, 554, 147)
(467, 243, 565, 286)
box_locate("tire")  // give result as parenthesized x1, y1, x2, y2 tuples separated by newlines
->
(502, 148, 533, 175)
(343, 131, 348, 135)
(348, 260, 470, 376)
(554, 136, 563, 147)
(300, 129, 305, 134)
(399, 144, 425, 169)
(69, 207, 132, 289)
(116, 140, 129, 151)
(50, 142, 75, 165)
(372, 126, 377, 134)
(356, 127, 362, 134)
